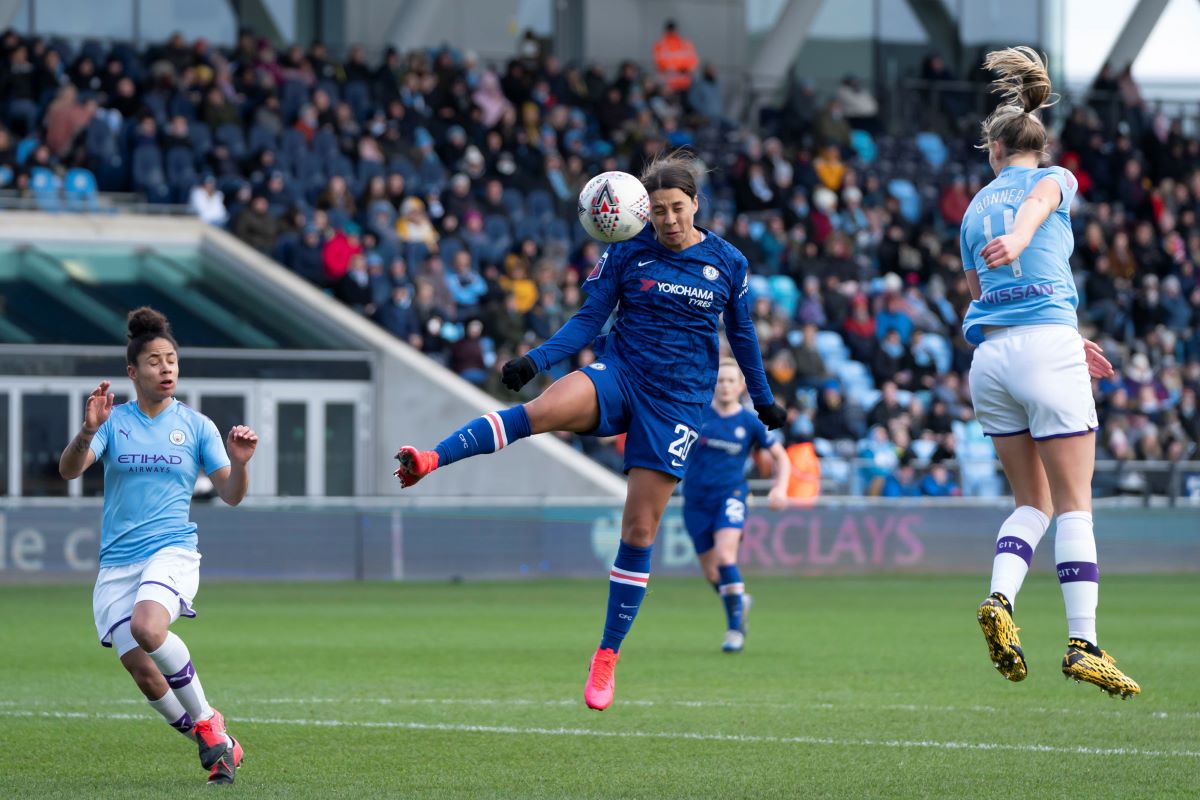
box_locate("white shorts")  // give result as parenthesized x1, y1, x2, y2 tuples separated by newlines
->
(969, 324, 1099, 441)
(93, 546, 200, 657)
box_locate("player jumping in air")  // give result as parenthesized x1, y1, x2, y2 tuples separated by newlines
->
(959, 48, 1139, 698)
(393, 153, 786, 709)
(59, 307, 259, 783)
(682, 358, 790, 653)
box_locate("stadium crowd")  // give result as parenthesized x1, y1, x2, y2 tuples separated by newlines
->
(2, 26, 1198, 495)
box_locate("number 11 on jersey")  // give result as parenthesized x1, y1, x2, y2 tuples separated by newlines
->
(983, 211, 1023, 277)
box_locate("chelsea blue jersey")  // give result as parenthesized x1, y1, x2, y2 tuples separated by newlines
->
(527, 225, 773, 406)
(89, 400, 230, 566)
(959, 165, 1079, 345)
(683, 405, 774, 500)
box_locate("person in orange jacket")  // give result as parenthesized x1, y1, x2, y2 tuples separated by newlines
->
(653, 20, 698, 93)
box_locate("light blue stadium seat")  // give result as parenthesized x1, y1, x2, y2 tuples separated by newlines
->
(915, 131, 948, 170)
(748, 274, 771, 302)
(64, 168, 100, 212)
(850, 129, 876, 163)
(887, 178, 921, 223)
(30, 167, 62, 212)
(768, 275, 799, 317)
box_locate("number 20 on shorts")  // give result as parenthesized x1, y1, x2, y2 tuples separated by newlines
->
(668, 424, 699, 461)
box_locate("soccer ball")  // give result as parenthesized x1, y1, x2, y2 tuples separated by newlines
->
(577, 171, 650, 243)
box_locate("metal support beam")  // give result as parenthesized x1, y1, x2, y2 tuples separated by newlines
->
(748, 0, 824, 92)
(904, 0, 963, 74)
(1097, 0, 1169, 74)
(384, 0, 442, 56)
(230, 0, 287, 46)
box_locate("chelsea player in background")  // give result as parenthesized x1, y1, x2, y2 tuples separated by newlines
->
(59, 308, 259, 784)
(683, 359, 790, 653)
(960, 48, 1138, 698)
(393, 153, 787, 710)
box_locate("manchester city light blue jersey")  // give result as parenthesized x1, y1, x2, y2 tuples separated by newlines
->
(959, 165, 1079, 345)
(89, 399, 230, 566)
(682, 405, 774, 500)
(528, 225, 774, 406)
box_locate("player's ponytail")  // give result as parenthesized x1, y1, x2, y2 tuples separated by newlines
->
(126, 306, 177, 364)
(978, 47, 1057, 161)
(640, 149, 699, 199)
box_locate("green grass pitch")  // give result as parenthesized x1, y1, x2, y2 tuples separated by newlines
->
(1, 575, 1196, 798)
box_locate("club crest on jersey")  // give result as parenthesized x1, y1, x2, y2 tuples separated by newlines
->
(703, 265, 719, 281)
(169, 430, 186, 445)
(735, 426, 746, 439)
(589, 362, 607, 371)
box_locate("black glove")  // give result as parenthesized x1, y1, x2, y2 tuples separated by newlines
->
(501, 355, 537, 392)
(755, 403, 788, 431)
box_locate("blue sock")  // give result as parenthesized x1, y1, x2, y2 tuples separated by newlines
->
(718, 564, 745, 632)
(434, 406, 531, 466)
(600, 542, 652, 652)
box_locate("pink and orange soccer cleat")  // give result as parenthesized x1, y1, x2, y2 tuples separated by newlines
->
(393, 446, 439, 488)
(584, 647, 620, 711)
(192, 707, 231, 770)
(207, 736, 244, 785)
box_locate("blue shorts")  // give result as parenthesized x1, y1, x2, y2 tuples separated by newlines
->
(682, 488, 748, 555)
(580, 358, 705, 480)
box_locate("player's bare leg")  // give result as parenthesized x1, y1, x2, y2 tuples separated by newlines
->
(1038, 434, 1140, 698)
(979, 434, 1051, 681)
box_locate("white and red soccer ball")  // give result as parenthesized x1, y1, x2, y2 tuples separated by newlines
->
(577, 171, 650, 243)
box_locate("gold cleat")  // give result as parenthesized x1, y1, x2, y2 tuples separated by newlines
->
(977, 594, 1027, 682)
(1062, 639, 1141, 699)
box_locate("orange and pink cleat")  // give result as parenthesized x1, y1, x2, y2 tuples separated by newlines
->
(393, 446, 439, 488)
(584, 647, 620, 710)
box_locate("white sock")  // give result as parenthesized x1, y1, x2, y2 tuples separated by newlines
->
(148, 688, 194, 737)
(146, 632, 213, 721)
(1055, 511, 1099, 645)
(989, 505, 1050, 608)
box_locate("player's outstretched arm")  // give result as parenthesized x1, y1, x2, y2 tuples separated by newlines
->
(723, 265, 784, 427)
(59, 380, 112, 480)
(209, 425, 258, 506)
(521, 290, 618, 383)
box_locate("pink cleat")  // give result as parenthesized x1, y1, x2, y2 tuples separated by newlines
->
(393, 446, 439, 488)
(584, 647, 620, 710)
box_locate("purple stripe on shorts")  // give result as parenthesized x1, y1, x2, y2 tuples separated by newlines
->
(165, 660, 197, 689)
(100, 615, 132, 648)
(1033, 426, 1099, 442)
(1057, 561, 1100, 583)
(995, 536, 1034, 566)
(170, 712, 194, 733)
(140, 580, 180, 597)
(984, 428, 1030, 438)
(139, 580, 198, 619)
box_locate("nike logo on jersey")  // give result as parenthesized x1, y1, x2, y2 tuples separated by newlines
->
(671, 459, 684, 468)
(620, 603, 639, 609)
(637, 259, 656, 266)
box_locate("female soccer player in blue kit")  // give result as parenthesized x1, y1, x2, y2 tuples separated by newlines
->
(393, 154, 787, 710)
(58, 308, 259, 783)
(960, 48, 1138, 698)
(683, 359, 790, 653)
